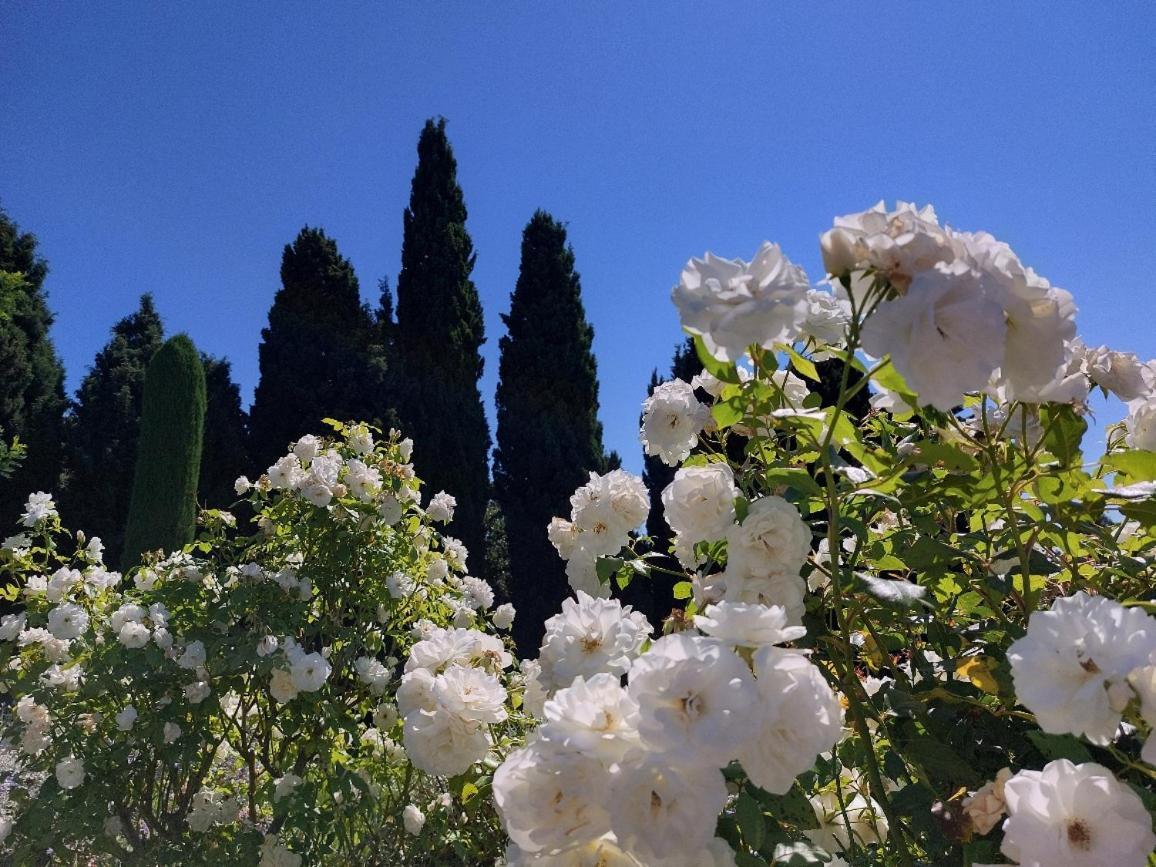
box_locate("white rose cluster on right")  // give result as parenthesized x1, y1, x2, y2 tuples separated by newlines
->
(493, 593, 841, 866)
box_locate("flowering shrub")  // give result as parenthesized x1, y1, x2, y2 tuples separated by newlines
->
(499, 202, 1156, 866)
(0, 424, 524, 864)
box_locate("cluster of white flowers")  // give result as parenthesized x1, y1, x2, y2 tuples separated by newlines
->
(265, 429, 400, 510)
(547, 469, 649, 596)
(1008, 592, 1156, 749)
(494, 591, 840, 865)
(20, 491, 57, 527)
(639, 379, 712, 466)
(398, 626, 513, 776)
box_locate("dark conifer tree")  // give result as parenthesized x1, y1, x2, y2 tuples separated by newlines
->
(493, 212, 607, 653)
(121, 335, 206, 569)
(394, 119, 490, 572)
(198, 355, 251, 508)
(249, 227, 384, 469)
(62, 294, 164, 563)
(0, 209, 67, 526)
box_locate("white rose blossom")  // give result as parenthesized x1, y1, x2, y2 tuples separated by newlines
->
(640, 379, 712, 467)
(672, 241, 810, 362)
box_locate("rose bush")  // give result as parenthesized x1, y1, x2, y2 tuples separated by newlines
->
(499, 202, 1156, 866)
(6, 201, 1156, 867)
(0, 423, 526, 865)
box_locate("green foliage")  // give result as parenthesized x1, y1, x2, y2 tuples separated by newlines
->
(0, 429, 26, 479)
(121, 335, 207, 569)
(394, 119, 491, 575)
(197, 355, 250, 509)
(1, 429, 523, 864)
(249, 227, 388, 470)
(493, 211, 606, 652)
(0, 209, 67, 527)
(62, 294, 164, 565)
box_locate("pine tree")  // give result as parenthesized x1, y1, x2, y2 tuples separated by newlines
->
(122, 335, 206, 569)
(62, 294, 164, 563)
(394, 118, 490, 573)
(0, 209, 67, 527)
(493, 211, 606, 653)
(249, 227, 384, 470)
(198, 355, 250, 509)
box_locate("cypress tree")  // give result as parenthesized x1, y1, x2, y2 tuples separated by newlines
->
(122, 335, 206, 569)
(198, 355, 251, 508)
(0, 209, 67, 527)
(249, 227, 384, 470)
(493, 211, 606, 653)
(394, 118, 490, 572)
(62, 294, 164, 563)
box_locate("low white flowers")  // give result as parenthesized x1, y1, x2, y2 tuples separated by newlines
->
(640, 379, 712, 466)
(1008, 592, 1156, 744)
(693, 601, 806, 648)
(661, 463, 737, 550)
(1001, 760, 1155, 866)
(537, 591, 651, 693)
(289, 651, 331, 693)
(402, 803, 425, 836)
(55, 755, 85, 789)
(115, 705, 138, 732)
(46, 602, 88, 640)
(672, 242, 810, 362)
(426, 491, 456, 523)
(20, 492, 57, 527)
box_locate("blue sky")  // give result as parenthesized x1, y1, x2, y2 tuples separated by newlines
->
(3, 2, 1154, 473)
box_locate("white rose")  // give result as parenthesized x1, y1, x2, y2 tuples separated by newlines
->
(661, 463, 738, 545)
(640, 379, 712, 467)
(672, 242, 809, 362)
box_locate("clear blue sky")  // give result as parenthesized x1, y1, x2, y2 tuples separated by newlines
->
(3, 2, 1154, 473)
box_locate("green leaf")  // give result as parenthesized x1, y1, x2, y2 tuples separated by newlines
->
(1027, 731, 1093, 764)
(786, 347, 820, 383)
(1102, 450, 1156, 483)
(736, 792, 766, 850)
(763, 467, 823, 498)
(595, 556, 624, 586)
(1040, 404, 1086, 468)
(673, 581, 694, 600)
(694, 335, 741, 383)
(713, 398, 745, 430)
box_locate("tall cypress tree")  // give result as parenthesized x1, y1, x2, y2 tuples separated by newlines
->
(198, 355, 250, 508)
(63, 294, 164, 563)
(493, 212, 606, 653)
(249, 227, 384, 469)
(394, 118, 490, 571)
(0, 209, 67, 527)
(121, 335, 206, 569)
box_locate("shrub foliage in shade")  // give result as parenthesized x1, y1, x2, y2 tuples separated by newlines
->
(394, 118, 490, 571)
(249, 227, 386, 471)
(0, 209, 67, 527)
(121, 334, 206, 570)
(62, 293, 164, 565)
